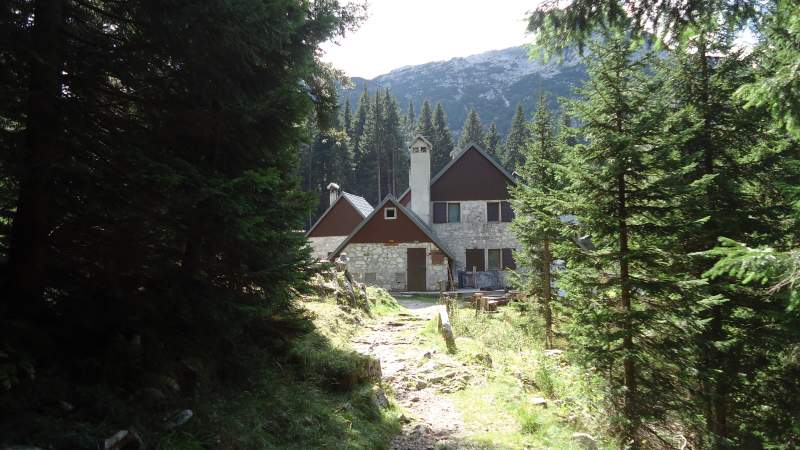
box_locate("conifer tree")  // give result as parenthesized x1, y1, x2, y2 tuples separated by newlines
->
(558, 35, 686, 448)
(431, 103, 455, 173)
(458, 107, 485, 150)
(485, 121, 502, 160)
(383, 89, 407, 196)
(503, 103, 529, 170)
(511, 95, 563, 348)
(405, 99, 415, 132)
(342, 99, 353, 137)
(416, 100, 434, 140)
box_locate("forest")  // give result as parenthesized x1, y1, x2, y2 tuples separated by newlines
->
(1, 0, 799, 449)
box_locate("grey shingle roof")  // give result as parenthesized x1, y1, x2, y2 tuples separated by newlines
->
(342, 192, 373, 218)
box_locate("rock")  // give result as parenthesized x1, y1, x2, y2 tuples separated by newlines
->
(139, 387, 167, 403)
(103, 429, 144, 450)
(370, 386, 389, 410)
(415, 380, 428, 390)
(474, 353, 493, 367)
(357, 354, 382, 383)
(544, 349, 564, 357)
(572, 432, 598, 450)
(164, 409, 193, 430)
(530, 397, 548, 408)
(399, 414, 411, 424)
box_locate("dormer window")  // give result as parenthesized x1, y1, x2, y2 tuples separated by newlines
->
(384, 207, 397, 220)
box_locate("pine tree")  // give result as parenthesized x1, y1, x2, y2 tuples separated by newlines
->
(458, 107, 485, 150)
(503, 103, 529, 170)
(416, 100, 434, 140)
(342, 99, 353, 137)
(351, 87, 371, 195)
(485, 121, 502, 160)
(511, 95, 563, 348)
(431, 103, 455, 174)
(383, 89, 407, 196)
(558, 35, 686, 448)
(405, 99, 415, 133)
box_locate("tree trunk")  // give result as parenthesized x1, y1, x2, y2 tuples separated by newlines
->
(542, 237, 554, 349)
(5, 0, 65, 313)
(618, 170, 638, 449)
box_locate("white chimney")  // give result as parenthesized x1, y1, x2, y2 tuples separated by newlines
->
(408, 135, 432, 224)
(327, 182, 340, 207)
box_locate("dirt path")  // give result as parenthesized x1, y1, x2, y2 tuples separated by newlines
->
(352, 299, 475, 450)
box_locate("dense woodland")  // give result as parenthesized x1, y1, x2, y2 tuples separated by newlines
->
(514, 1, 800, 449)
(1, 0, 799, 448)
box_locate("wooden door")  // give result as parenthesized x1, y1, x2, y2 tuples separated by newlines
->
(407, 248, 427, 291)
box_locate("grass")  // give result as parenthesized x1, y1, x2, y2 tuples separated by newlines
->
(414, 299, 612, 449)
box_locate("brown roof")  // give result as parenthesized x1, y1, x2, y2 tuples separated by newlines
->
(398, 143, 516, 204)
(306, 193, 372, 237)
(330, 196, 455, 260)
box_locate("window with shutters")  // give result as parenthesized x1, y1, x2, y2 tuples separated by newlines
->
(465, 248, 485, 272)
(433, 202, 461, 223)
(501, 201, 514, 222)
(487, 249, 502, 270)
(487, 202, 500, 222)
(502, 248, 516, 270)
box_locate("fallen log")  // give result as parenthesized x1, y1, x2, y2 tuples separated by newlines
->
(437, 305, 456, 353)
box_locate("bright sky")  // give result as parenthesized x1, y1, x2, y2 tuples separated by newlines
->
(321, 0, 542, 79)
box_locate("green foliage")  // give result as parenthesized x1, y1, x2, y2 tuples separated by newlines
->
(502, 103, 530, 170)
(484, 121, 502, 159)
(431, 103, 455, 174)
(457, 107, 486, 150)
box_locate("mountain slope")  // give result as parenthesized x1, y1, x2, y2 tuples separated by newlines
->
(340, 46, 586, 137)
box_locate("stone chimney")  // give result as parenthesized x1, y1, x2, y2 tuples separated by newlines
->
(408, 135, 432, 224)
(327, 182, 341, 207)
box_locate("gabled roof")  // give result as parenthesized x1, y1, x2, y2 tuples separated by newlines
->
(330, 195, 455, 261)
(305, 191, 373, 237)
(341, 192, 373, 217)
(398, 142, 517, 202)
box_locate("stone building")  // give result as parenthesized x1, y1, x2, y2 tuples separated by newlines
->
(305, 183, 373, 259)
(309, 135, 521, 291)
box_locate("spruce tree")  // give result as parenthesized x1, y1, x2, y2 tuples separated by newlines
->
(485, 121, 502, 160)
(511, 95, 563, 348)
(503, 103, 529, 171)
(558, 35, 685, 448)
(342, 99, 353, 137)
(458, 107, 485, 150)
(431, 103, 455, 173)
(416, 100, 434, 140)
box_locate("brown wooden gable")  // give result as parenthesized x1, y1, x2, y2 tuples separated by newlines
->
(307, 198, 363, 237)
(349, 201, 433, 244)
(431, 146, 514, 201)
(399, 189, 410, 206)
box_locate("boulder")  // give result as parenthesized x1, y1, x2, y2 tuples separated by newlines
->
(370, 386, 389, 410)
(572, 432, 598, 450)
(530, 397, 548, 408)
(164, 409, 193, 430)
(544, 349, 564, 357)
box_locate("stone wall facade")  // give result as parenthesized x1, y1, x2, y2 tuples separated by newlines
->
(308, 235, 347, 260)
(343, 242, 449, 292)
(430, 200, 521, 287)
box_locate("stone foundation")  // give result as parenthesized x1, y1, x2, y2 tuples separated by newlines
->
(343, 242, 449, 292)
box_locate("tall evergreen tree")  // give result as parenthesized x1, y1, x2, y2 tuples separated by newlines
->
(458, 107, 485, 150)
(511, 96, 563, 348)
(503, 103, 529, 170)
(405, 99, 415, 133)
(431, 103, 455, 174)
(416, 100, 434, 140)
(485, 121, 502, 160)
(342, 99, 353, 137)
(558, 35, 686, 448)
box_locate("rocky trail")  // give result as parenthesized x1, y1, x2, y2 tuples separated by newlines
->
(351, 299, 480, 450)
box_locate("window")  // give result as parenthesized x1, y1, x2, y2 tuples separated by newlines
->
(487, 202, 500, 222)
(502, 248, 516, 270)
(465, 248, 485, 272)
(487, 201, 515, 222)
(447, 203, 461, 223)
(487, 249, 502, 270)
(384, 207, 396, 220)
(501, 201, 515, 222)
(431, 250, 445, 265)
(433, 202, 461, 223)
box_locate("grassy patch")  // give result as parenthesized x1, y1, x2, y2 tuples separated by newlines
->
(414, 301, 612, 449)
